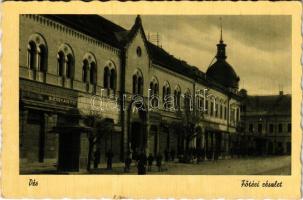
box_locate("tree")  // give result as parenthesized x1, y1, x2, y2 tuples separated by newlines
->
(176, 91, 205, 162)
(84, 111, 114, 171)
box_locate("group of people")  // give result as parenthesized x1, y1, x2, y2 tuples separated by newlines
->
(125, 151, 165, 175)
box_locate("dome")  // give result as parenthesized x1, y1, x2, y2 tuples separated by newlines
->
(206, 33, 239, 89)
(206, 59, 239, 89)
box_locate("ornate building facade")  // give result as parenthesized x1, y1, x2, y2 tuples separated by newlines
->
(19, 14, 242, 172)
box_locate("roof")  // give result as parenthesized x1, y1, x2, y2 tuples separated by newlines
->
(41, 14, 127, 48)
(147, 41, 197, 78)
(206, 57, 239, 89)
(242, 94, 291, 116)
(40, 14, 241, 95)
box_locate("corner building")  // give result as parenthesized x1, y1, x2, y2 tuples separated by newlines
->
(19, 15, 242, 172)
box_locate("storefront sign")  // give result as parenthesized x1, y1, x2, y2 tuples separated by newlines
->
(21, 90, 77, 107)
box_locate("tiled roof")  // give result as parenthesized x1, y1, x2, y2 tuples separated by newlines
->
(243, 94, 291, 115)
(42, 14, 126, 48)
(40, 14, 240, 95)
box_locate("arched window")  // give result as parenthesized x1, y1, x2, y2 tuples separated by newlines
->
(38, 45, 47, 72)
(174, 85, 181, 109)
(184, 89, 192, 111)
(110, 68, 115, 90)
(132, 70, 143, 95)
(27, 41, 36, 70)
(27, 34, 47, 72)
(57, 44, 74, 79)
(163, 81, 171, 109)
(104, 67, 109, 88)
(150, 82, 154, 95)
(82, 59, 89, 82)
(82, 53, 97, 86)
(103, 61, 116, 92)
(138, 77, 143, 95)
(66, 54, 74, 79)
(57, 51, 65, 77)
(132, 75, 137, 94)
(90, 62, 97, 84)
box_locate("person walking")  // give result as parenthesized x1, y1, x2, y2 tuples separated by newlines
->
(147, 153, 154, 172)
(137, 151, 147, 175)
(106, 149, 114, 170)
(170, 149, 175, 161)
(124, 153, 132, 173)
(156, 153, 163, 172)
(93, 149, 100, 169)
(164, 148, 169, 161)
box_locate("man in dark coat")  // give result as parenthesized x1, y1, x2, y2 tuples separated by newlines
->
(156, 153, 163, 172)
(93, 149, 100, 169)
(137, 151, 147, 175)
(147, 153, 154, 172)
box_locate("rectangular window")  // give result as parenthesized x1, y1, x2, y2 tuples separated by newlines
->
(215, 104, 218, 117)
(258, 124, 262, 133)
(278, 123, 283, 133)
(269, 124, 274, 133)
(249, 124, 253, 133)
(220, 105, 223, 119)
(205, 100, 209, 114)
(288, 123, 291, 132)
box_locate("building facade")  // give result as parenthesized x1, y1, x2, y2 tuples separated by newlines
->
(240, 91, 291, 156)
(19, 14, 243, 172)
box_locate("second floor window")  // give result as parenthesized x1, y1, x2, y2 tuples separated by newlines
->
(57, 44, 74, 79)
(104, 64, 116, 91)
(132, 70, 143, 95)
(27, 34, 48, 73)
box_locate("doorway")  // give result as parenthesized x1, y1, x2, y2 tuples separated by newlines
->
(58, 132, 80, 171)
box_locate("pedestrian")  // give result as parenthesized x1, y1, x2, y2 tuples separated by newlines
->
(170, 149, 175, 161)
(164, 149, 169, 161)
(137, 151, 147, 175)
(156, 153, 163, 172)
(93, 149, 100, 169)
(124, 153, 132, 173)
(147, 153, 154, 172)
(106, 149, 114, 170)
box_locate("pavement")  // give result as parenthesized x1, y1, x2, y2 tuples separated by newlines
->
(87, 155, 291, 175)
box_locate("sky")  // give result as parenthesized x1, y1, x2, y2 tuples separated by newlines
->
(103, 15, 291, 95)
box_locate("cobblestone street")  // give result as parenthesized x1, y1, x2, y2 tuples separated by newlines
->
(87, 156, 290, 175)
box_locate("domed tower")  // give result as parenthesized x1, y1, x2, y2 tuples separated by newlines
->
(206, 22, 240, 90)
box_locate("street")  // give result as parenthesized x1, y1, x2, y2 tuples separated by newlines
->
(87, 156, 291, 175)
